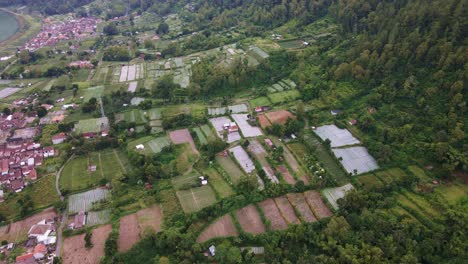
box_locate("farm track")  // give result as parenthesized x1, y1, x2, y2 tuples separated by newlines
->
(113, 149, 127, 173)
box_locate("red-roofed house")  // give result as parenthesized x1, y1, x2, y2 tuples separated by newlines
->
(15, 253, 35, 264)
(33, 243, 47, 260)
(52, 133, 67, 145)
(43, 147, 55, 158)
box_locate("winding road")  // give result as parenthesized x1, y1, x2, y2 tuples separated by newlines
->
(54, 154, 74, 257)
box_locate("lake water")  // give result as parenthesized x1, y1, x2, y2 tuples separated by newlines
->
(0, 10, 19, 42)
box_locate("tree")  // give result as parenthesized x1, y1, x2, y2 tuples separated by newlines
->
(2, 107, 11, 115)
(236, 175, 258, 194)
(37, 107, 47, 118)
(18, 50, 31, 64)
(152, 75, 178, 101)
(143, 39, 155, 49)
(84, 230, 93, 248)
(156, 22, 169, 35)
(215, 241, 242, 264)
(103, 23, 118, 35)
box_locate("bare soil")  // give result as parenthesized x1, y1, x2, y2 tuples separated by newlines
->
(265, 110, 296, 125)
(197, 214, 239, 243)
(169, 128, 199, 154)
(277, 165, 296, 185)
(258, 114, 272, 128)
(0, 207, 57, 242)
(258, 199, 288, 230)
(118, 205, 164, 252)
(304, 190, 333, 219)
(286, 193, 317, 222)
(235, 205, 265, 234)
(274, 196, 300, 224)
(62, 224, 112, 264)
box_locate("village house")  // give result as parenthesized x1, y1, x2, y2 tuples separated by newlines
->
(68, 60, 94, 69)
(15, 253, 35, 264)
(28, 220, 56, 245)
(33, 243, 47, 260)
(52, 133, 67, 145)
(223, 122, 239, 133)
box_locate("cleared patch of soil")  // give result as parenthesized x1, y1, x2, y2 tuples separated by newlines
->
(197, 214, 239, 243)
(277, 165, 296, 184)
(235, 205, 265, 234)
(265, 110, 296, 125)
(274, 196, 300, 224)
(169, 128, 199, 154)
(62, 224, 112, 264)
(286, 193, 317, 222)
(258, 199, 288, 230)
(304, 190, 333, 219)
(258, 114, 272, 128)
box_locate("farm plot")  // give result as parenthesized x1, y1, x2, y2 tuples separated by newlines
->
(272, 138, 309, 184)
(68, 188, 110, 214)
(231, 114, 263, 137)
(216, 155, 245, 183)
(128, 81, 138, 92)
(176, 185, 217, 213)
(314, 125, 360, 147)
(277, 165, 296, 184)
(60, 150, 127, 192)
(408, 165, 431, 182)
(193, 127, 208, 145)
(75, 117, 109, 134)
(250, 97, 271, 108)
(82, 86, 104, 101)
(230, 146, 255, 174)
(169, 128, 198, 154)
(130, 97, 145, 106)
(62, 224, 112, 264)
(303, 190, 333, 218)
(0, 208, 57, 243)
(235, 205, 266, 234)
(332, 147, 379, 175)
(286, 193, 317, 222)
(322, 183, 354, 210)
(248, 46, 269, 60)
(118, 64, 144, 82)
(264, 110, 296, 126)
(208, 104, 249, 116)
(0, 87, 21, 99)
(197, 214, 239, 243)
(86, 209, 111, 226)
(128, 136, 171, 155)
(258, 199, 288, 230)
(115, 109, 147, 125)
(247, 140, 278, 183)
(147, 108, 162, 120)
(375, 168, 406, 184)
(172, 171, 201, 190)
(201, 124, 215, 139)
(277, 39, 304, 49)
(204, 168, 234, 198)
(357, 173, 385, 190)
(258, 114, 272, 128)
(117, 206, 164, 253)
(268, 90, 301, 104)
(274, 196, 300, 224)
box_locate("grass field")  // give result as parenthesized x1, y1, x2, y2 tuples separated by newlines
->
(74, 117, 109, 134)
(162, 104, 205, 119)
(200, 124, 215, 139)
(250, 97, 271, 108)
(401, 191, 439, 218)
(267, 90, 301, 104)
(375, 168, 406, 184)
(127, 136, 171, 155)
(176, 185, 218, 213)
(172, 171, 200, 190)
(204, 168, 234, 198)
(0, 175, 59, 220)
(160, 188, 183, 218)
(60, 149, 128, 192)
(436, 183, 467, 204)
(277, 39, 304, 49)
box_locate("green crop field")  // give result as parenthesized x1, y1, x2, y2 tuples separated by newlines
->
(82, 86, 104, 101)
(357, 174, 385, 190)
(74, 117, 108, 134)
(204, 168, 234, 198)
(401, 191, 439, 218)
(147, 108, 162, 120)
(268, 90, 301, 104)
(193, 127, 208, 145)
(250, 97, 271, 108)
(436, 184, 467, 204)
(115, 109, 148, 125)
(60, 149, 128, 192)
(162, 104, 206, 119)
(375, 168, 406, 184)
(408, 166, 431, 182)
(200, 125, 215, 139)
(172, 171, 200, 190)
(128, 136, 171, 155)
(0, 174, 59, 220)
(176, 186, 218, 213)
(277, 39, 304, 49)
(216, 155, 245, 183)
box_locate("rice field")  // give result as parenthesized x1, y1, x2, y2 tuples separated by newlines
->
(68, 188, 109, 214)
(267, 90, 301, 104)
(204, 168, 234, 198)
(216, 155, 245, 183)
